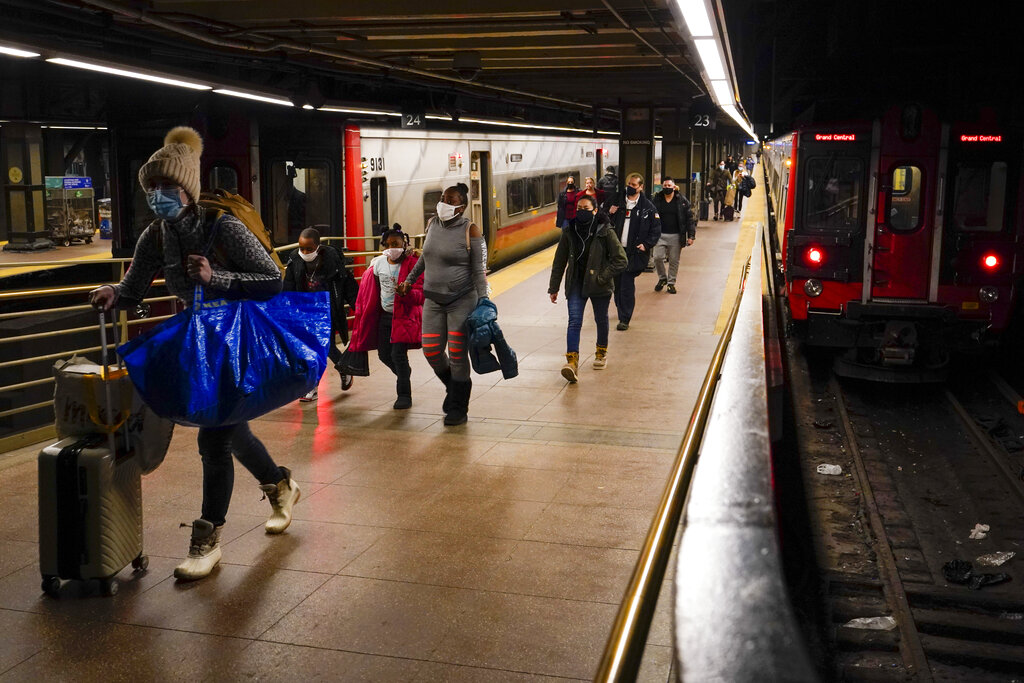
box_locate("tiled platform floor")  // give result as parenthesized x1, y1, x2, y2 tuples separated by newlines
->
(0, 185, 757, 681)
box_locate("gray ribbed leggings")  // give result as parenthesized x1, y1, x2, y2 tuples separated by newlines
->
(422, 291, 476, 381)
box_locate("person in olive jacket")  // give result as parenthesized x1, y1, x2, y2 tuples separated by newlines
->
(608, 172, 661, 330)
(548, 194, 627, 383)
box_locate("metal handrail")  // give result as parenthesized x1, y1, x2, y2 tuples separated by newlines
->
(595, 254, 751, 682)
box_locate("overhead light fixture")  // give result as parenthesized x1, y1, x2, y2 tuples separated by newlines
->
(41, 125, 108, 130)
(711, 79, 733, 105)
(302, 104, 315, 110)
(213, 89, 293, 106)
(694, 39, 726, 80)
(460, 116, 579, 133)
(721, 104, 756, 140)
(47, 57, 211, 90)
(426, 114, 452, 121)
(676, 0, 714, 37)
(1, 45, 41, 58)
(318, 106, 400, 116)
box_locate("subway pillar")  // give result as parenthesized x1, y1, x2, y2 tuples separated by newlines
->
(619, 107, 654, 195)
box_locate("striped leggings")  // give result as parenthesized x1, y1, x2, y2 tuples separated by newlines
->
(421, 291, 477, 382)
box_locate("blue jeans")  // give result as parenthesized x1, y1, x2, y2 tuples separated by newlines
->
(566, 287, 611, 353)
(197, 422, 283, 527)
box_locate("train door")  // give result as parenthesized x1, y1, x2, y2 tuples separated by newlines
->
(470, 150, 492, 250)
(870, 106, 942, 300)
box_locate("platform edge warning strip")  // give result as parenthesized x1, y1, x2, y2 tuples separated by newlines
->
(714, 165, 763, 335)
(488, 245, 557, 299)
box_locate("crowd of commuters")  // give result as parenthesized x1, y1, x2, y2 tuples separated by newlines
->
(89, 125, 757, 580)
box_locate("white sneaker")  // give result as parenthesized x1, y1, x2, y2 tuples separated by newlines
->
(299, 388, 318, 402)
(174, 519, 222, 581)
(260, 467, 301, 534)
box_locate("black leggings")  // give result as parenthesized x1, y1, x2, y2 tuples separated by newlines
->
(378, 312, 411, 397)
(197, 422, 283, 527)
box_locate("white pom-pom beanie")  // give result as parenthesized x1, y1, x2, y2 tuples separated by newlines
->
(138, 126, 204, 202)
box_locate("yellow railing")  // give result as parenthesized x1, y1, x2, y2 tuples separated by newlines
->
(0, 231, 424, 451)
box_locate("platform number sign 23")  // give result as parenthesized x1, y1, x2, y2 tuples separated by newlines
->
(692, 114, 712, 127)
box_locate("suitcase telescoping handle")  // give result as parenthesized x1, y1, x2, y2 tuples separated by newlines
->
(98, 310, 120, 456)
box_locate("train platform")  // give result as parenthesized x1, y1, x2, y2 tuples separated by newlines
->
(0, 180, 764, 681)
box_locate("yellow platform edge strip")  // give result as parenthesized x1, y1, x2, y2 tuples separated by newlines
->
(489, 244, 557, 299)
(713, 164, 764, 335)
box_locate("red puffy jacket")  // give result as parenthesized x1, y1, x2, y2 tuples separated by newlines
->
(348, 253, 424, 351)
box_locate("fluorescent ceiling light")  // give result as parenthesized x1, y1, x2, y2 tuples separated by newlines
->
(460, 117, 579, 133)
(676, 0, 714, 37)
(302, 104, 315, 110)
(47, 57, 211, 90)
(318, 106, 400, 116)
(694, 39, 726, 80)
(41, 125, 108, 130)
(425, 114, 452, 121)
(597, 130, 620, 136)
(1, 46, 41, 58)
(721, 104, 755, 139)
(214, 89, 293, 106)
(711, 79, 733, 105)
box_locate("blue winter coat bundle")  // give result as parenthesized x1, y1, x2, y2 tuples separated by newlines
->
(465, 298, 518, 379)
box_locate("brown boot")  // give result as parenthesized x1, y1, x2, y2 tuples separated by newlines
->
(593, 345, 608, 370)
(561, 352, 579, 383)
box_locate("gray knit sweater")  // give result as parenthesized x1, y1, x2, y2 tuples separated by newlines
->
(406, 215, 488, 302)
(113, 206, 282, 306)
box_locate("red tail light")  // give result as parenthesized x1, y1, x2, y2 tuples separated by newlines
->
(982, 253, 1000, 270)
(805, 247, 824, 267)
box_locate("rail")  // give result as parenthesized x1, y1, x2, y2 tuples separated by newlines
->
(0, 230, 423, 451)
(597, 232, 814, 679)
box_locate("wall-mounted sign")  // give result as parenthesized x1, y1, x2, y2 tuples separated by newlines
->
(8, 167, 23, 184)
(960, 134, 1002, 142)
(401, 110, 425, 128)
(621, 139, 651, 146)
(509, 153, 523, 162)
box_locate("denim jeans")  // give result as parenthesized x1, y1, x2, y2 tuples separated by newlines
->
(566, 287, 611, 353)
(197, 422, 283, 527)
(377, 311, 412, 398)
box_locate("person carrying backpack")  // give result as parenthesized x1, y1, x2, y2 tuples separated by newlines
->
(283, 227, 357, 400)
(89, 126, 300, 582)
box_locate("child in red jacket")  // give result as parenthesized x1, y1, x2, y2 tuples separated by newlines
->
(348, 226, 424, 409)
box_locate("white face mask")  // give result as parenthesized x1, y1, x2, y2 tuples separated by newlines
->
(436, 201, 463, 222)
(383, 247, 404, 261)
(299, 248, 319, 262)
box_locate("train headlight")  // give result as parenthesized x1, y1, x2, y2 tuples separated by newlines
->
(804, 279, 823, 298)
(979, 286, 999, 303)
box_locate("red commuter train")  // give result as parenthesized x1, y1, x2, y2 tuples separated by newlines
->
(764, 105, 1022, 380)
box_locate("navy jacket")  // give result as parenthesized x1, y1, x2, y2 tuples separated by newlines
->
(465, 298, 518, 379)
(612, 194, 662, 274)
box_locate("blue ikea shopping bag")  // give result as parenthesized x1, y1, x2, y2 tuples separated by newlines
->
(118, 289, 331, 427)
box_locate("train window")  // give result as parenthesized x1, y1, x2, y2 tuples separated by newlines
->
(543, 174, 557, 205)
(803, 157, 864, 232)
(423, 190, 442, 230)
(270, 160, 331, 245)
(208, 163, 239, 194)
(888, 165, 923, 232)
(951, 162, 1007, 232)
(527, 176, 542, 210)
(507, 178, 525, 216)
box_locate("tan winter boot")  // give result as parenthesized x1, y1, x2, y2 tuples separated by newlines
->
(561, 352, 579, 383)
(260, 466, 301, 534)
(174, 519, 222, 581)
(593, 345, 608, 370)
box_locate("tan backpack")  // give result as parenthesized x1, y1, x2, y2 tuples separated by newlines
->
(198, 189, 284, 270)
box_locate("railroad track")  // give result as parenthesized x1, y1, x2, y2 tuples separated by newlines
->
(822, 370, 1024, 681)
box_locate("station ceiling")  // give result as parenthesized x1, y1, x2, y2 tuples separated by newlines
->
(2, 0, 726, 134)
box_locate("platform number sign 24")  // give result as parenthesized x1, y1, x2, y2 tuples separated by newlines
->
(401, 111, 425, 129)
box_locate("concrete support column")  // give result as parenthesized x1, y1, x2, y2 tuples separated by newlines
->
(620, 106, 655, 194)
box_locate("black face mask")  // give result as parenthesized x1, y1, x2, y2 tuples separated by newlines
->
(566, 183, 576, 191)
(664, 188, 674, 195)
(576, 211, 595, 226)
(625, 185, 639, 197)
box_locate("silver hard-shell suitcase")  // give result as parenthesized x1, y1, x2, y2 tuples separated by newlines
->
(38, 311, 148, 597)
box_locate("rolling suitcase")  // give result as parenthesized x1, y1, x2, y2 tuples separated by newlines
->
(38, 312, 148, 597)
(699, 196, 710, 221)
(723, 205, 735, 221)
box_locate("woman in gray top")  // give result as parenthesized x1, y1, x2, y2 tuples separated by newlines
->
(398, 183, 487, 425)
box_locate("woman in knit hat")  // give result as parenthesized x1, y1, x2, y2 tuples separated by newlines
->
(89, 126, 299, 582)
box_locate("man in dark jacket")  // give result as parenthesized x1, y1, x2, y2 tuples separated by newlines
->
(597, 167, 618, 194)
(283, 227, 357, 399)
(706, 161, 731, 221)
(652, 177, 695, 294)
(608, 173, 661, 330)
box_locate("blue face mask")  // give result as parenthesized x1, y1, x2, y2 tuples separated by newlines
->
(146, 187, 186, 221)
